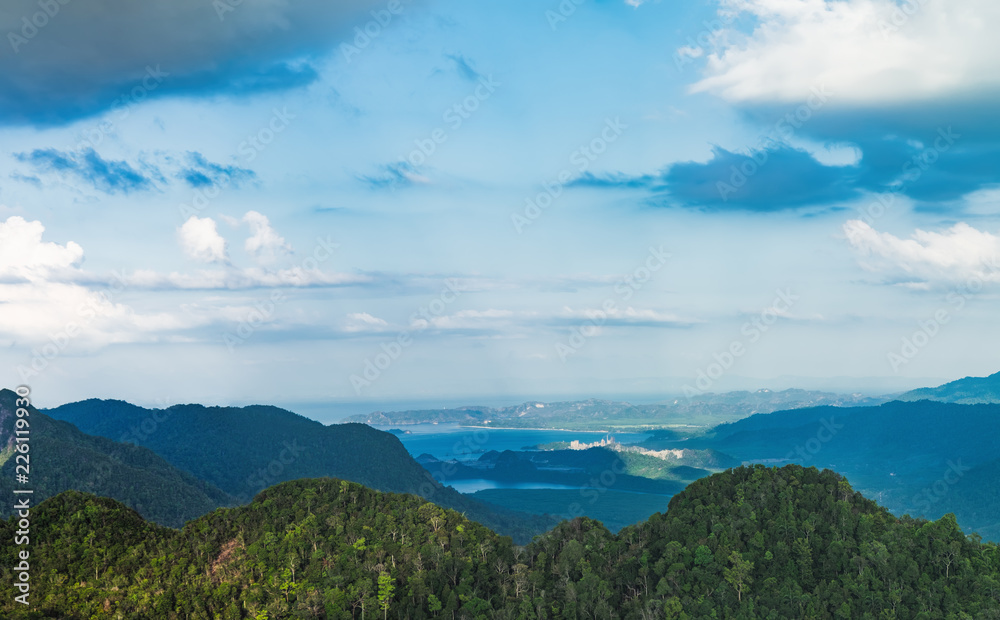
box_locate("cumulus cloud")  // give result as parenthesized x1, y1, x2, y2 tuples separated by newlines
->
(0, 216, 84, 281)
(0, 0, 393, 125)
(843, 219, 1000, 287)
(178, 216, 229, 264)
(243, 211, 292, 263)
(0, 216, 195, 349)
(691, 0, 1000, 105)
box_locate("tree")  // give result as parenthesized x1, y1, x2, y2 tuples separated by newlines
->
(377, 571, 394, 620)
(723, 551, 754, 603)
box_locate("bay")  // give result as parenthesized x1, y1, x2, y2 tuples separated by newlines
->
(378, 423, 650, 462)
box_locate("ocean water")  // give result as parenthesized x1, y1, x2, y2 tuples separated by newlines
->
(378, 423, 650, 462)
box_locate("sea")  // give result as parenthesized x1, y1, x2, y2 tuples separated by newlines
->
(373, 423, 651, 493)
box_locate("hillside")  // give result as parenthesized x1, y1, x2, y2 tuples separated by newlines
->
(45, 397, 554, 543)
(2, 466, 998, 618)
(897, 370, 1000, 404)
(700, 400, 1000, 541)
(0, 389, 233, 528)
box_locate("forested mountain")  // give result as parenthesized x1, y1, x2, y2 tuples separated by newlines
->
(2, 465, 998, 618)
(897, 370, 1000, 404)
(0, 389, 233, 528)
(700, 400, 1000, 542)
(45, 397, 554, 543)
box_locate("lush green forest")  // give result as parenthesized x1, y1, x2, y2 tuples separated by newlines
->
(0, 390, 234, 528)
(3, 465, 998, 619)
(697, 400, 1000, 541)
(42, 396, 554, 543)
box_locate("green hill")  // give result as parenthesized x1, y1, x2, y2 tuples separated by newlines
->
(45, 397, 554, 543)
(2, 465, 998, 618)
(0, 389, 233, 528)
(701, 400, 1000, 542)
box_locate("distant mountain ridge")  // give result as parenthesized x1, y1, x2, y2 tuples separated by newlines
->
(45, 396, 554, 543)
(897, 370, 1000, 404)
(698, 399, 1000, 541)
(345, 389, 887, 429)
(0, 389, 233, 528)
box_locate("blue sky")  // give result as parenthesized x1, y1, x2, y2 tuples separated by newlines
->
(2, 0, 999, 412)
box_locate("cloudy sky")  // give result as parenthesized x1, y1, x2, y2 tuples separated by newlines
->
(2, 0, 999, 414)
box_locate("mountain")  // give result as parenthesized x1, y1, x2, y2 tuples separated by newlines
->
(700, 399, 1000, 541)
(344, 389, 887, 431)
(897, 370, 1000, 404)
(3, 466, 998, 618)
(0, 389, 233, 528)
(45, 397, 554, 543)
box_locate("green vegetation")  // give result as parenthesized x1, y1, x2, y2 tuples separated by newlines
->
(44, 396, 554, 543)
(0, 390, 233, 528)
(701, 400, 1000, 541)
(3, 465, 999, 618)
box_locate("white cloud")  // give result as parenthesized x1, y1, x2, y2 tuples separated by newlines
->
(243, 211, 292, 264)
(690, 0, 1000, 104)
(0, 216, 84, 281)
(126, 267, 367, 290)
(0, 216, 199, 349)
(178, 216, 228, 263)
(559, 306, 695, 326)
(344, 312, 390, 333)
(843, 219, 1000, 286)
